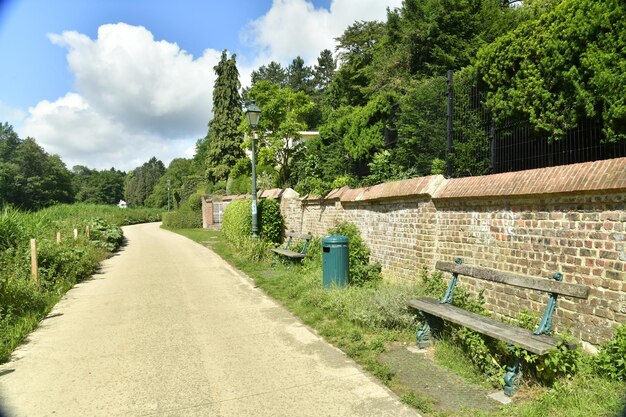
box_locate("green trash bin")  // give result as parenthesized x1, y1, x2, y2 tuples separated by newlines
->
(322, 234, 349, 288)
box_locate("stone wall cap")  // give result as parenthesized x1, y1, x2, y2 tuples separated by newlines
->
(259, 188, 283, 199)
(325, 186, 350, 200)
(339, 175, 444, 202)
(434, 158, 626, 200)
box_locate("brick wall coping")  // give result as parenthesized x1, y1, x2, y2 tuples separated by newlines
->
(204, 194, 249, 202)
(434, 158, 626, 200)
(339, 175, 443, 202)
(259, 188, 283, 199)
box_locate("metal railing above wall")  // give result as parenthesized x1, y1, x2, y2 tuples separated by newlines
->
(445, 70, 626, 178)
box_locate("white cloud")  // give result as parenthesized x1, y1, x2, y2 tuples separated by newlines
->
(22, 23, 221, 170)
(241, 0, 402, 75)
(0, 100, 26, 128)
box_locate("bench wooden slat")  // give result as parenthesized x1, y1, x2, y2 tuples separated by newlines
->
(271, 248, 305, 259)
(408, 297, 562, 355)
(435, 261, 589, 299)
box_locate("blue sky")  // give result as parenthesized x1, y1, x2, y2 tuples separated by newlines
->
(0, 0, 399, 170)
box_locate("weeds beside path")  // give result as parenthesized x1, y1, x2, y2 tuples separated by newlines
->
(168, 227, 626, 417)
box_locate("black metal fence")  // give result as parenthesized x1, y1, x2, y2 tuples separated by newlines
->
(446, 70, 626, 178)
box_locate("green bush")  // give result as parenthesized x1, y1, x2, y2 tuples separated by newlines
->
(258, 198, 284, 244)
(37, 240, 100, 291)
(329, 221, 382, 286)
(222, 199, 252, 242)
(236, 235, 274, 263)
(0, 206, 27, 250)
(162, 210, 202, 229)
(180, 191, 203, 212)
(222, 198, 284, 245)
(88, 218, 124, 252)
(593, 323, 626, 382)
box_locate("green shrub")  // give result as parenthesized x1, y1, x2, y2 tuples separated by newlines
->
(162, 210, 202, 229)
(37, 240, 100, 291)
(258, 198, 284, 244)
(328, 221, 382, 286)
(222, 198, 284, 245)
(88, 218, 124, 252)
(222, 199, 252, 242)
(593, 323, 626, 382)
(180, 191, 203, 212)
(236, 235, 273, 263)
(0, 206, 28, 250)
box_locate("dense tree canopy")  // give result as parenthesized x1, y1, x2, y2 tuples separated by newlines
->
(124, 157, 165, 207)
(0, 123, 74, 210)
(476, 0, 626, 140)
(73, 166, 125, 205)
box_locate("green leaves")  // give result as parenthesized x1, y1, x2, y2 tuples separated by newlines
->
(222, 198, 284, 244)
(245, 81, 315, 187)
(124, 157, 165, 207)
(593, 323, 626, 381)
(0, 130, 74, 210)
(88, 217, 124, 252)
(476, 0, 626, 141)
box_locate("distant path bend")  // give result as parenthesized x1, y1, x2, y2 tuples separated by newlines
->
(0, 222, 419, 417)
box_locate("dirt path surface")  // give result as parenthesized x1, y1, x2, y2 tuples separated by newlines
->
(0, 223, 419, 417)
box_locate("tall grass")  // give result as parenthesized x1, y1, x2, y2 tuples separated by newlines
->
(0, 204, 161, 362)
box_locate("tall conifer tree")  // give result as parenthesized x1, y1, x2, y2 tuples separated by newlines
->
(205, 50, 244, 181)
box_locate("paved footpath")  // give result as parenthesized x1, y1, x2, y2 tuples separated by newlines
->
(0, 223, 419, 417)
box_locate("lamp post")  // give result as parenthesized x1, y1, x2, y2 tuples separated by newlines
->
(167, 179, 171, 212)
(244, 101, 261, 237)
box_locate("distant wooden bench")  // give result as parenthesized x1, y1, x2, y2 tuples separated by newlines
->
(408, 258, 589, 395)
(271, 231, 313, 261)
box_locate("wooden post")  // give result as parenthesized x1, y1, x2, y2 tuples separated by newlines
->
(73, 228, 78, 239)
(56, 231, 61, 244)
(85, 225, 90, 238)
(30, 239, 38, 288)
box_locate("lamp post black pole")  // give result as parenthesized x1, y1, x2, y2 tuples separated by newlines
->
(167, 179, 171, 212)
(250, 132, 258, 237)
(244, 101, 261, 238)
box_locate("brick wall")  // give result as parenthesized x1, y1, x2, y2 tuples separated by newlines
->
(201, 196, 213, 228)
(279, 159, 626, 345)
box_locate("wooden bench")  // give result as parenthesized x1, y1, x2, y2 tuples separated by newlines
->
(271, 231, 313, 261)
(408, 258, 589, 395)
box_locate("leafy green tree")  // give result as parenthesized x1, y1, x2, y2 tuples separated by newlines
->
(0, 136, 73, 210)
(313, 49, 336, 92)
(287, 56, 314, 94)
(476, 0, 626, 141)
(245, 81, 316, 187)
(205, 50, 245, 181)
(329, 21, 385, 108)
(251, 61, 288, 87)
(73, 165, 125, 205)
(144, 158, 199, 209)
(0, 122, 20, 161)
(124, 157, 165, 207)
(393, 76, 447, 176)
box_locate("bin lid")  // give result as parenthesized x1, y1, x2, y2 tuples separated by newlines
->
(322, 234, 349, 245)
